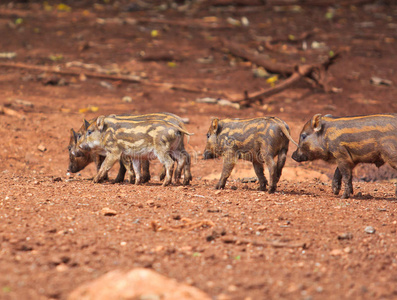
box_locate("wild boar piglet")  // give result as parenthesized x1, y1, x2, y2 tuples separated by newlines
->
(292, 113, 397, 199)
(204, 117, 297, 193)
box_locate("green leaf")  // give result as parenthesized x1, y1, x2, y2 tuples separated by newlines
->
(49, 54, 64, 61)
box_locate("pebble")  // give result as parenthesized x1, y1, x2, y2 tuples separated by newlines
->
(37, 144, 47, 152)
(337, 232, 353, 240)
(101, 207, 117, 216)
(330, 249, 343, 256)
(365, 226, 376, 234)
(122, 96, 132, 103)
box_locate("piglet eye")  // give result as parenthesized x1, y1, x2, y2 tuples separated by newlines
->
(300, 133, 307, 141)
(87, 130, 92, 136)
(206, 133, 210, 139)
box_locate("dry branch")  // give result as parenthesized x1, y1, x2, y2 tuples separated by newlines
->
(221, 236, 307, 249)
(220, 39, 340, 104)
(0, 105, 25, 119)
(205, 0, 265, 6)
(0, 61, 214, 94)
(221, 39, 294, 75)
(205, 0, 375, 7)
(150, 218, 215, 232)
(135, 17, 232, 29)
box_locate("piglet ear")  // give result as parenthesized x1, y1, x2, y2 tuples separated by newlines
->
(70, 128, 77, 143)
(211, 118, 219, 133)
(96, 115, 106, 131)
(311, 114, 323, 132)
(83, 119, 90, 130)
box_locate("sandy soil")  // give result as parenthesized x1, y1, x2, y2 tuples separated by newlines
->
(0, 1, 397, 299)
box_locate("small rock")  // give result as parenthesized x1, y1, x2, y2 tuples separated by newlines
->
(196, 97, 217, 104)
(344, 246, 352, 254)
(241, 177, 258, 183)
(68, 268, 211, 300)
(214, 190, 222, 195)
(101, 207, 117, 216)
(122, 96, 132, 103)
(337, 232, 353, 240)
(100, 81, 113, 89)
(181, 117, 190, 124)
(370, 76, 392, 86)
(56, 263, 69, 272)
(330, 249, 343, 256)
(38, 144, 47, 152)
(257, 225, 267, 231)
(52, 177, 62, 182)
(230, 186, 237, 190)
(14, 99, 33, 108)
(364, 226, 376, 234)
(227, 285, 238, 292)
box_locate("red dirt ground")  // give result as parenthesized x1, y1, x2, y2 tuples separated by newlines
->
(0, 1, 396, 299)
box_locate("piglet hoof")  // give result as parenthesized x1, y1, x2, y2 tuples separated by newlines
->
(258, 185, 267, 191)
(93, 175, 102, 183)
(141, 175, 151, 183)
(215, 183, 225, 190)
(182, 178, 191, 186)
(162, 181, 172, 187)
(162, 176, 172, 186)
(268, 186, 276, 194)
(332, 188, 340, 195)
(114, 176, 124, 184)
(341, 193, 350, 199)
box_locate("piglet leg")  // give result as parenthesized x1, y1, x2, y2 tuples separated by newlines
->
(93, 153, 120, 183)
(252, 161, 267, 191)
(338, 163, 354, 199)
(216, 152, 237, 189)
(332, 167, 342, 195)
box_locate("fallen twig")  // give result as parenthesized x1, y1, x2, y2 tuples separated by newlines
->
(221, 236, 307, 249)
(0, 61, 215, 94)
(135, 17, 232, 29)
(0, 61, 142, 83)
(204, 0, 374, 7)
(262, 31, 313, 53)
(221, 39, 293, 75)
(0, 105, 25, 119)
(220, 39, 340, 105)
(150, 218, 215, 232)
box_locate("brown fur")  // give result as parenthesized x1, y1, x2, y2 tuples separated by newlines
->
(68, 113, 192, 185)
(292, 113, 397, 199)
(76, 115, 192, 186)
(203, 117, 296, 193)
